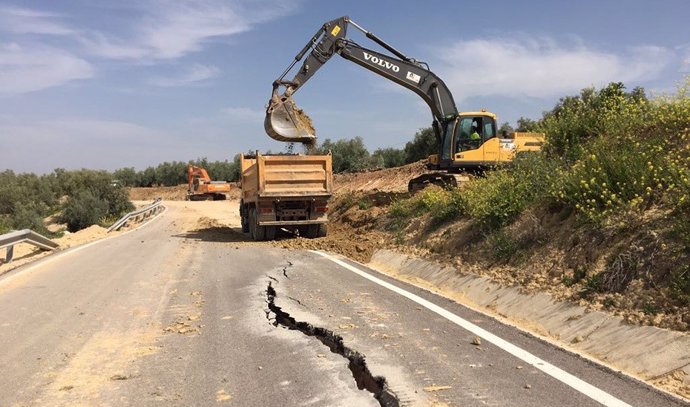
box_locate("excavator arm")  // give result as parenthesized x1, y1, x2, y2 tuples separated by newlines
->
(266, 16, 458, 145)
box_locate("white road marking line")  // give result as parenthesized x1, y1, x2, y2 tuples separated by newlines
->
(312, 250, 633, 407)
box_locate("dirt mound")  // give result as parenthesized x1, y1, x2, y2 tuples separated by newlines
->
(129, 184, 240, 201)
(56, 224, 109, 249)
(334, 161, 427, 193)
(268, 222, 390, 263)
(130, 185, 188, 201)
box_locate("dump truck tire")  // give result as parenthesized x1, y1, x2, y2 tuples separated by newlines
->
(241, 210, 249, 233)
(249, 208, 266, 241)
(265, 226, 276, 240)
(317, 223, 328, 237)
(305, 224, 320, 239)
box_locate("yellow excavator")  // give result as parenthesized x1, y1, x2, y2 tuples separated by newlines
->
(265, 16, 544, 191)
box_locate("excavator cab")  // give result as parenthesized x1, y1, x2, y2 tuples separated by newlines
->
(435, 111, 498, 170)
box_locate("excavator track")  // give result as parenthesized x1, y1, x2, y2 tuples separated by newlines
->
(407, 172, 471, 193)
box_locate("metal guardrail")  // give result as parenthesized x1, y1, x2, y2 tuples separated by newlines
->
(107, 198, 163, 233)
(0, 229, 60, 263)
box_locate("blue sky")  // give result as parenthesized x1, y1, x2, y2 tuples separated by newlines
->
(1, 0, 689, 173)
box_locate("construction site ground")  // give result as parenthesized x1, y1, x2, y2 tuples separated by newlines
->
(126, 165, 689, 400)
(3, 163, 688, 400)
(127, 163, 688, 331)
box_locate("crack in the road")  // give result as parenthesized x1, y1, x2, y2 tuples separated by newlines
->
(265, 282, 399, 407)
(287, 295, 305, 307)
(280, 260, 294, 279)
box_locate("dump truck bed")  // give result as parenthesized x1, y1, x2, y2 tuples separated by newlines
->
(240, 154, 333, 201)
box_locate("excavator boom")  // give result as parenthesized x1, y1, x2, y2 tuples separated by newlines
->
(265, 16, 458, 145)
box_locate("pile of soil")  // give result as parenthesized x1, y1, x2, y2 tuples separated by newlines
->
(129, 184, 240, 201)
(268, 222, 390, 264)
(129, 185, 188, 201)
(334, 161, 427, 193)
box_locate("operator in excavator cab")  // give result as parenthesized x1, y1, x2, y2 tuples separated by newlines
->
(470, 121, 481, 142)
(469, 121, 482, 150)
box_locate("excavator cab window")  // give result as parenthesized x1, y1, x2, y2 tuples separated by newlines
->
(441, 123, 454, 161)
(455, 116, 484, 153)
(483, 121, 496, 139)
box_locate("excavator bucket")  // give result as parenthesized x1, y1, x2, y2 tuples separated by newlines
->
(264, 92, 317, 145)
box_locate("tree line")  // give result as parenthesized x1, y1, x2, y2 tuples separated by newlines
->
(109, 128, 446, 187)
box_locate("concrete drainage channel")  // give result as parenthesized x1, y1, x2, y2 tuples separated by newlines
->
(265, 281, 400, 407)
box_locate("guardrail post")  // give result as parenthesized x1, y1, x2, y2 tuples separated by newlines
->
(5, 245, 13, 263)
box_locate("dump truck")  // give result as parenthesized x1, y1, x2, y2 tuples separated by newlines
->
(187, 165, 231, 201)
(239, 153, 332, 241)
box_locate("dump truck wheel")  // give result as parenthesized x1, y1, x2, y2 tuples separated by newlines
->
(254, 225, 266, 241)
(317, 224, 328, 237)
(241, 210, 249, 233)
(265, 226, 276, 240)
(305, 224, 319, 239)
(248, 208, 256, 239)
(249, 208, 266, 241)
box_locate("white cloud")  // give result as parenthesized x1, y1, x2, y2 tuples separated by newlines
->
(83, 0, 299, 61)
(148, 63, 220, 87)
(434, 36, 675, 101)
(679, 44, 690, 73)
(0, 6, 76, 36)
(0, 42, 93, 95)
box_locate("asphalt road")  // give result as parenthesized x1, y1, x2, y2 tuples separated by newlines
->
(0, 203, 687, 407)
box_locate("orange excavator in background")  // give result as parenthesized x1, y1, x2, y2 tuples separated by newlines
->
(186, 166, 231, 201)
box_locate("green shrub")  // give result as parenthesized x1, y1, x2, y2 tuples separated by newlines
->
(486, 229, 518, 261)
(548, 79, 690, 224)
(404, 127, 437, 164)
(357, 197, 373, 210)
(551, 138, 668, 223)
(462, 170, 531, 229)
(61, 190, 109, 232)
(540, 82, 649, 162)
(670, 266, 690, 305)
(0, 215, 11, 234)
(316, 137, 373, 173)
(389, 187, 464, 221)
(371, 148, 406, 168)
(430, 188, 465, 224)
(10, 204, 50, 235)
